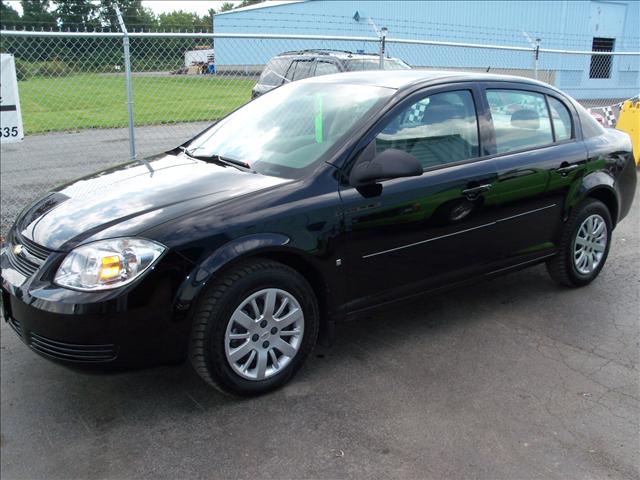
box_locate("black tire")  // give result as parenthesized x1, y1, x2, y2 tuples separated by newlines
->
(546, 198, 612, 287)
(188, 258, 319, 396)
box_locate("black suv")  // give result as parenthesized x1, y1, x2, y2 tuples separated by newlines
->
(251, 49, 410, 98)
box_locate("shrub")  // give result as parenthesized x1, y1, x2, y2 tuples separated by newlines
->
(14, 59, 71, 80)
(15, 58, 34, 80)
(33, 59, 71, 76)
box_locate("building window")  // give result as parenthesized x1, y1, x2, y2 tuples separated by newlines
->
(590, 38, 615, 79)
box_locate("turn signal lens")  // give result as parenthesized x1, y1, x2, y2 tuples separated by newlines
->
(99, 255, 122, 280)
(54, 238, 165, 291)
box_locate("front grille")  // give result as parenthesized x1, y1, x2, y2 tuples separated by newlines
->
(19, 235, 51, 262)
(7, 248, 39, 277)
(29, 332, 116, 363)
(8, 317, 23, 339)
(6, 234, 53, 278)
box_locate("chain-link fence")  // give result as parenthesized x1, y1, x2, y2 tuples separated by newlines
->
(1, 29, 638, 236)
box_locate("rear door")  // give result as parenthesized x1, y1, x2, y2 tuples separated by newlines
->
(480, 83, 587, 262)
(339, 84, 500, 311)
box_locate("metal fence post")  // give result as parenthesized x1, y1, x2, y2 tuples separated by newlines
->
(533, 38, 540, 80)
(115, 5, 148, 170)
(379, 27, 387, 69)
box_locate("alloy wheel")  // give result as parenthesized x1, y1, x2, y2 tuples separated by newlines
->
(573, 213, 607, 275)
(224, 288, 304, 381)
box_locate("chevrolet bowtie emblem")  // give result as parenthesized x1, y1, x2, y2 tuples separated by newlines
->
(12, 244, 24, 255)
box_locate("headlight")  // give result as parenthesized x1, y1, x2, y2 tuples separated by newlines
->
(54, 238, 165, 291)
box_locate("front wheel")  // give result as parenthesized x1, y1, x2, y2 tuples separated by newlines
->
(189, 259, 319, 396)
(546, 199, 612, 287)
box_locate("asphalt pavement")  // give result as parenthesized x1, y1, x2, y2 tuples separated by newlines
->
(0, 122, 210, 236)
(1, 187, 638, 479)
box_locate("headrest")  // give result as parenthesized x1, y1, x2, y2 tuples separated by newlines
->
(424, 103, 465, 125)
(511, 109, 540, 130)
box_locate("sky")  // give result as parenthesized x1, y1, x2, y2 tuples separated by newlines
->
(3, 1, 242, 16)
(143, 1, 241, 15)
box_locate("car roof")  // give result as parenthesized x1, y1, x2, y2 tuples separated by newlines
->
(301, 69, 554, 91)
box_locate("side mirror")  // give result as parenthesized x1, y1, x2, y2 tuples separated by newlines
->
(349, 147, 423, 187)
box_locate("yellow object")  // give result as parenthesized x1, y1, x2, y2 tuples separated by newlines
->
(615, 100, 640, 165)
(99, 255, 121, 280)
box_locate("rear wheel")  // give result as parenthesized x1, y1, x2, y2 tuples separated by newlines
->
(546, 199, 612, 287)
(189, 259, 319, 396)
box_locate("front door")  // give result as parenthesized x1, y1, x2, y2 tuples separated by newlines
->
(339, 86, 500, 312)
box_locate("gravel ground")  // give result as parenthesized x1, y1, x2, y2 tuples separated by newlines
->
(1, 183, 638, 479)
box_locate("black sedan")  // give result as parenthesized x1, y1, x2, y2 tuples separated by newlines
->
(1, 71, 636, 396)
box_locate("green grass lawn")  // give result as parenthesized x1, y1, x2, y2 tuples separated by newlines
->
(18, 74, 255, 134)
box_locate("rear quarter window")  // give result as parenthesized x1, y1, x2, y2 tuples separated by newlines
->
(575, 102, 606, 137)
(547, 96, 573, 141)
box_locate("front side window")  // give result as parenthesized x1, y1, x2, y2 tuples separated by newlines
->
(258, 58, 290, 87)
(374, 90, 480, 169)
(286, 60, 315, 81)
(486, 90, 553, 154)
(186, 82, 394, 179)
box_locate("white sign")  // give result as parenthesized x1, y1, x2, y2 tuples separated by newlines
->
(1, 53, 24, 143)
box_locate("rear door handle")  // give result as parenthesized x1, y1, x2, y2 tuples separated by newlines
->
(557, 164, 580, 176)
(462, 184, 492, 199)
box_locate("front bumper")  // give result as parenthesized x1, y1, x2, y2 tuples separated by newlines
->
(1, 241, 192, 369)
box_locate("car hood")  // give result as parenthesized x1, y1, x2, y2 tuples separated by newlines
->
(16, 154, 289, 251)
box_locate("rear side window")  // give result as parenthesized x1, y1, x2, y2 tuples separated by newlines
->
(315, 61, 340, 76)
(486, 90, 553, 154)
(547, 96, 573, 141)
(344, 58, 410, 71)
(375, 90, 479, 169)
(258, 58, 290, 87)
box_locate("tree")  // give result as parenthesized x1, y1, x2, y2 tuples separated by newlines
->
(54, 0, 99, 30)
(219, 2, 235, 12)
(0, 1, 21, 28)
(157, 10, 210, 32)
(98, 0, 158, 32)
(205, 7, 216, 26)
(20, 0, 56, 30)
(237, 0, 265, 8)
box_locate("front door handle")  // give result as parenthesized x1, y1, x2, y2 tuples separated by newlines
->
(462, 184, 492, 199)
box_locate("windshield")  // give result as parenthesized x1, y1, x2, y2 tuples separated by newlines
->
(344, 58, 411, 71)
(186, 82, 394, 179)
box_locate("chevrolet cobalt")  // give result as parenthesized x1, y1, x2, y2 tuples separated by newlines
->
(1, 71, 636, 396)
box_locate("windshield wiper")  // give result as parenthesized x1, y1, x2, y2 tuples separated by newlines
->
(178, 147, 256, 173)
(211, 155, 256, 173)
